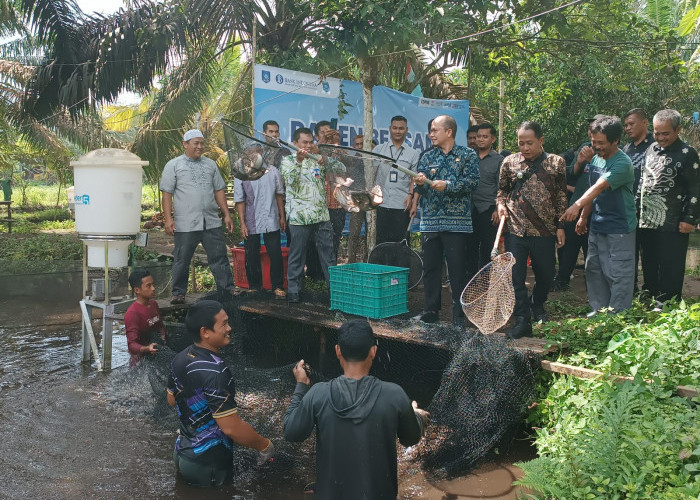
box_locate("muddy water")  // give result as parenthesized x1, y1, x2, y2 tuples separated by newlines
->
(0, 266, 530, 499)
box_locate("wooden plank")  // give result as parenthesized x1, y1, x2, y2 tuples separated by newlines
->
(510, 337, 561, 356)
(238, 299, 563, 354)
(540, 360, 699, 399)
(239, 300, 448, 348)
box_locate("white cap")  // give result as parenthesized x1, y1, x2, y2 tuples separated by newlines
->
(183, 129, 204, 142)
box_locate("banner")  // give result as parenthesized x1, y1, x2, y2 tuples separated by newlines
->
(253, 64, 469, 151)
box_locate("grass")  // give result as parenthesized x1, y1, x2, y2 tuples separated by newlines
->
(8, 182, 161, 210)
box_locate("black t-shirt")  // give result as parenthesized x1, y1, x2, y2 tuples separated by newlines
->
(167, 344, 238, 464)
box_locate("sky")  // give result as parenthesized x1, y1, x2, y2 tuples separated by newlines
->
(76, 0, 125, 15)
(76, 0, 141, 105)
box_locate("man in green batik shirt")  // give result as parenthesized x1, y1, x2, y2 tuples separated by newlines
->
(280, 127, 345, 303)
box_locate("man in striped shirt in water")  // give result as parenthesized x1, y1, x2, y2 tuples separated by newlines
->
(167, 300, 274, 487)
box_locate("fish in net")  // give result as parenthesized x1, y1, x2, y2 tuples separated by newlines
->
(332, 177, 383, 212)
(222, 119, 277, 181)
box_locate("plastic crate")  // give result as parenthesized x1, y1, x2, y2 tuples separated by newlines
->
(231, 245, 289, 290)
(329, 263, 409, 319)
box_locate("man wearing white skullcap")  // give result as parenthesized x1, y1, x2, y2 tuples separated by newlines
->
(160, 129, 235, 303)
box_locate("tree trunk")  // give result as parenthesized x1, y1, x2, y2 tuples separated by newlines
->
(358, 56, 377, 250)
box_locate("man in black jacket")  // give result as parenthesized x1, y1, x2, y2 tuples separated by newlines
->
(283, 319, 429, 500)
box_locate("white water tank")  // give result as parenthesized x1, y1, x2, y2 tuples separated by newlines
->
(71, 149, 148, 268)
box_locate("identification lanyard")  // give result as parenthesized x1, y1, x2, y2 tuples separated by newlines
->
(390, 145, 405, 164)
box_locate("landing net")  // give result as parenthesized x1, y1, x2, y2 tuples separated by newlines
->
(461, 252, 516, 335)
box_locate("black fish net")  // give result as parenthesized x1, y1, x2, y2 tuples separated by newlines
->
(101, 290, 540, 490)
(367, 242, 424, 290)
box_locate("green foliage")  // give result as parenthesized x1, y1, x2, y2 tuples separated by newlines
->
(517, 379, 700, 499)
(188, 263, 216, 293)
(452, 0, 700, 153)
(538, 300, 700, 390)
(0, 233, 82, 260)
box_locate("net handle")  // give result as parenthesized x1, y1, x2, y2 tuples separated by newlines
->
(491, 215, 506, 259)
(318, 144, 433, 186)
(222, 119, 325, 162)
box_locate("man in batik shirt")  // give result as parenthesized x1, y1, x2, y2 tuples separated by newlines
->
(497, 121, 567, 339)
(637, 109, 700, 303)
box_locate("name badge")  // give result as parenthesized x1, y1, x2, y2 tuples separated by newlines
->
(389, 171, 398, 183)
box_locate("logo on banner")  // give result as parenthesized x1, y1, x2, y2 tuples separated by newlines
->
(261, 70, 270, 83)
(275, 74, 284, 84)
(322, 81, 330, 93)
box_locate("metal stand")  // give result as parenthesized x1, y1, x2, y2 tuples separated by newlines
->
(79, 238, 135, 371)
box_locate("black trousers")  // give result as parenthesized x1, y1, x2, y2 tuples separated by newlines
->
(376, 207, 411, 244)
(638, 228, 689, 302)
(244, 230, 283, 290)
(328, 208, 346, 261)
(555, 220, 588, 285)
(505, 233, 556, 319)
(422, 232, 469, 318)
(466, 206, 498, 280)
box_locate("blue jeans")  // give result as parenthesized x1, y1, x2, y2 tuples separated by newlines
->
(172, 227, 234, 296)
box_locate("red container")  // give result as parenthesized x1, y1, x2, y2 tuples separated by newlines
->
(231, 245, 289, 290)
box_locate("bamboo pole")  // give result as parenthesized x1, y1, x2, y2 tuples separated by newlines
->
(540, 360, 698, 399)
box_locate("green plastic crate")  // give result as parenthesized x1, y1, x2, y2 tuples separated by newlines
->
(329, 263, 409, 319)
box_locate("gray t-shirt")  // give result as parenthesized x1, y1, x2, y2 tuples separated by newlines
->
(471, 149, 503, 214)
(373, 142, 420, 210)
(159, 154, 227, 232)
(233, 166, 284, 235)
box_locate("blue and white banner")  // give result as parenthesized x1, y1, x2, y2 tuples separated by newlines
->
(254, 64, 469, 152)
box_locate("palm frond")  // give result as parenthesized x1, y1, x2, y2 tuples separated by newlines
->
(131, 45, 221, 182)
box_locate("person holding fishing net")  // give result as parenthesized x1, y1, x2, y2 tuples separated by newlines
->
(413, 115, 480, 327)
(496, 121, 568, 339)
(279, 127, 346, 303)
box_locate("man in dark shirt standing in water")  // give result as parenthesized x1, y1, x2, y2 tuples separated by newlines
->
(283, 319, 429, 500)
(167, 300, 274, 487)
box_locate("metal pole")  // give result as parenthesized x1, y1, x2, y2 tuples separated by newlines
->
(82, 242, 88, 297)
(498, 76, 505, 152)
(104, 241, 109, 304)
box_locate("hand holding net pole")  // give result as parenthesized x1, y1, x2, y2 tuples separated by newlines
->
(461, 215, 515, 334)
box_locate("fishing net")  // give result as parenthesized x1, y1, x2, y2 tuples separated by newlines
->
(367, 242, 423, 289)
(104, 265, 538, 493)
(222, 119, 278, 180)
(420, 330, 541, 479)
(460, 252, 516, 334)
